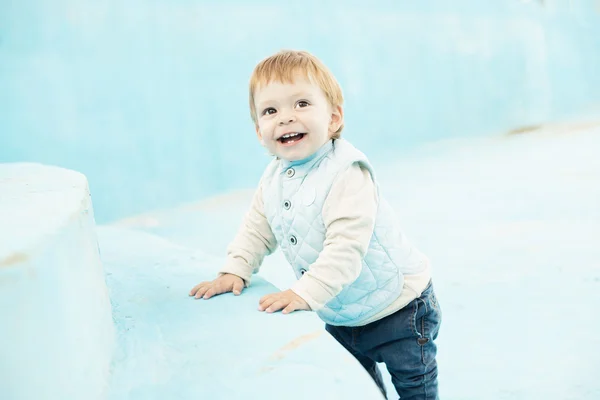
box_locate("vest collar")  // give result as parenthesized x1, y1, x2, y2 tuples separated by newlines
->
(280, 140, 335, 172)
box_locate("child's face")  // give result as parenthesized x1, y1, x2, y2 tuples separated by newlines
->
(253, 75, 343, 162)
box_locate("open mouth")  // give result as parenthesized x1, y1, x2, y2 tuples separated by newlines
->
(278, 132, 306, 145)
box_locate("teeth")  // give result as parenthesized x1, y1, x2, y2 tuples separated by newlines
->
(282, 133, 301, 139)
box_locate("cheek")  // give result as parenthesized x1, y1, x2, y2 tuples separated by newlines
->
(317, 114, 332, 130)
(304, 112, 325, 127)
(258, 121, 272, 135)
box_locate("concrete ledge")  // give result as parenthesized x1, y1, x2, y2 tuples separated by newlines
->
(0, 163, 114, 400)
(98, 225, 381, 400)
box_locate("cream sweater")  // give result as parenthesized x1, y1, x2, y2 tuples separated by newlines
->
(219, 163, 431, 326)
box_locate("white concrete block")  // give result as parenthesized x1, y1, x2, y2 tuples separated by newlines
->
(0, 163, 114, 400)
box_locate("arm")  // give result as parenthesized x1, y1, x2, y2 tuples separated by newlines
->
(219, 178, 278, 286)
(190, 178, 278, 299)
(259, 163, 377, 313)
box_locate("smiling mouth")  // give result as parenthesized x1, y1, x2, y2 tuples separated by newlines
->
(278, 132, 306, 145)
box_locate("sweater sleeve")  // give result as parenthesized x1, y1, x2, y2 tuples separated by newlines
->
(290, 162, 377, 311)
(218, 179, 278, 286)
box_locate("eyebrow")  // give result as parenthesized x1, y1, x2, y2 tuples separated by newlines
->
(290, 91, 312, 99)
(257, 92, 313, 110)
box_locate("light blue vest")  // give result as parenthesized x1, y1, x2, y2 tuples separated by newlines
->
(261, 139, 427, 326)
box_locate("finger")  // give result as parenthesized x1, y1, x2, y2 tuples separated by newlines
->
(192, 283, 209, 298)
(189, 282, 207, 296)
(206, 280, 227, 298)
(266, 299, 289, 313)
(259, 294, 274, 306)
(203, 286, 222, 299)
(232, 280, 244, 296)
(282, 303, 298, 314)
(194, 285, 210, 299)
(258, 296, 278, 311)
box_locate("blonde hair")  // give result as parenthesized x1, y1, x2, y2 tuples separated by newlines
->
(249, 50, 344, 138)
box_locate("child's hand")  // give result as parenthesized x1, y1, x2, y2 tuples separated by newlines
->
(189, 273, 245, 299)
(258, 289, 311, 314)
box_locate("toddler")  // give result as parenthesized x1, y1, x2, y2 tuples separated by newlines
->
(190, 50, 441, 399)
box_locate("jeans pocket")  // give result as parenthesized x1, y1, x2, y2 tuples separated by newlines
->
(415, 298, 441, 366)
(429, 287, 441, 313)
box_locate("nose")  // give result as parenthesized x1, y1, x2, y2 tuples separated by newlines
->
(278, 112, 296, 125)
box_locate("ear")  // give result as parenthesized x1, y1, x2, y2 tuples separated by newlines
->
(329, 105, 344, 134)
(255, 125, 265, 146)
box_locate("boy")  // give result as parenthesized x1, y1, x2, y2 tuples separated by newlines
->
(189, 50, 441, 399)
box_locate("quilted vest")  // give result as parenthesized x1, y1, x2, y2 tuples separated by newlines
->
(261, 139, 427, 326)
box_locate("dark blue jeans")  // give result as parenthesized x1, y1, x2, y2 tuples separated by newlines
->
(326, 281, 441, 399)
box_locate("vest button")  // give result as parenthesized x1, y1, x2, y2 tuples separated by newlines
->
(285, 168, 295, 178)
(283, 200, 291, 210)
(289, 235, 297, 245)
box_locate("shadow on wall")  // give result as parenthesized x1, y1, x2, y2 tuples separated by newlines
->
(1, 0, 599, 222)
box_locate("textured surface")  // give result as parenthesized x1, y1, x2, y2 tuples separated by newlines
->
(98, 226, 382, 400)
(0, 163, 114, 400)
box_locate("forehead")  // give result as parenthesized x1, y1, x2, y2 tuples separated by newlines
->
(254, 74, 325, 105)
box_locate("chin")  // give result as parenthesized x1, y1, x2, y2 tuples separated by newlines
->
(279, 155, 300, 162)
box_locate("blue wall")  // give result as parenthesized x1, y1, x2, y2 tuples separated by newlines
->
(1, 0, 599, 222)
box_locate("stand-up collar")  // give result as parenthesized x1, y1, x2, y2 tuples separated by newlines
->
(280, 140, 335, 172)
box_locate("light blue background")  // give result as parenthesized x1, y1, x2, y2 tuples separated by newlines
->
(1, 0, 599, 222)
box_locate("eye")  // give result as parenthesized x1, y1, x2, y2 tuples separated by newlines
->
(262, 107, 277, 116)
(296, 100, 310, 108)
